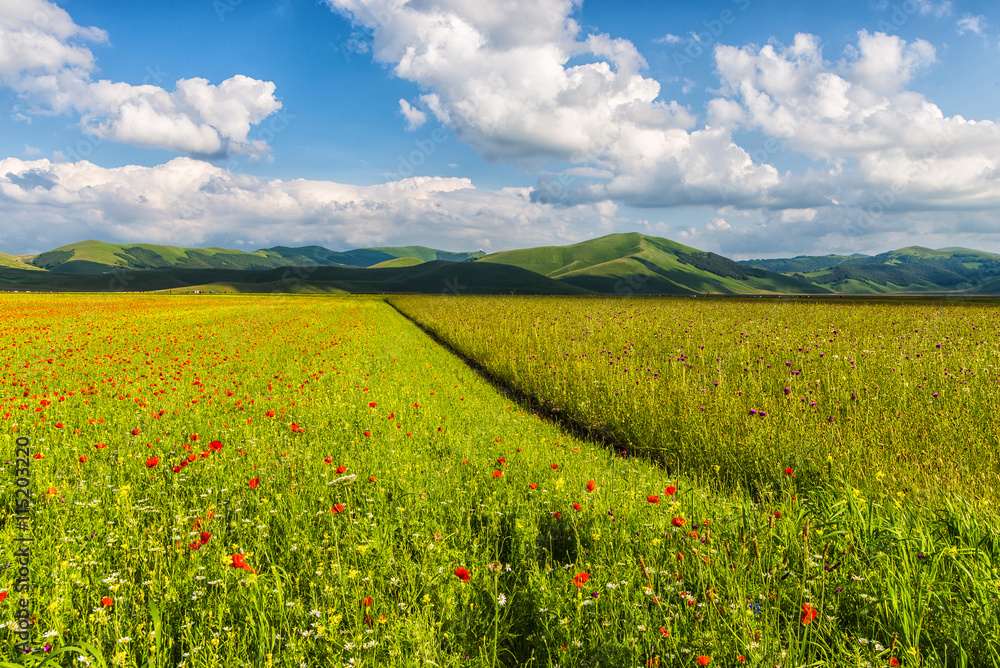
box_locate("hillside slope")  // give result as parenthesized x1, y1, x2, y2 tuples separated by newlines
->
(479, 233, 830, 295)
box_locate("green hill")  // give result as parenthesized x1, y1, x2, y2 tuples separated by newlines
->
(478, 233, 831, 295)
(369, 257, 425, 269)
(740, 254, 867, 274)
(263, 245, 484, 267)
(0, 252, 43, 271)
(0, 261, 588, 295)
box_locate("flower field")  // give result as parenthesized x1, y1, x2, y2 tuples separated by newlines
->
(0, 293, 997, 667)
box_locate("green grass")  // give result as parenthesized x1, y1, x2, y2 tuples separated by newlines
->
(0, 294, 998, 667)
(368, 257, 425, 269)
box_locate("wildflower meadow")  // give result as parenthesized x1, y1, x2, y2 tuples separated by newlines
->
(0, 293, 997, 667)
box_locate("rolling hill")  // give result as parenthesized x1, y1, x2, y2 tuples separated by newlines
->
(4, 235, 1000, 295)
(477, 233, 831, 295)
(20, 240, 485, 275)
(743, 246, 1000, 293)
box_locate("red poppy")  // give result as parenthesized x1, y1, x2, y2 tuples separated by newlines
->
(172, 466, 181, 473)
(190, 434, 199, 442)
(0, 591, 7, 603)
(697, 657, 711, 667)
(101, 597, 114, 607)
(54, 422, 63, 428)
(659, 626, 669, 638)
(529, 483, 538, 489)
(677, 552, 684, 560)
(454, 567, 471, 581)
(784, 467, 794, 476)
(492, 470, 503, 478)
(553, 512, 561, 519)
(364, 430, 371, 437)
(190, 541, 201, 551)
(368, 402, 377, 408)
(131, 428, 140, 436)
(497, 458, 505, 465)
(210, 440, 223, 451)
(94, 443, 107, 449)
(324, 456, 333, 464)
(248, 478, 260, 489)
(550, 463, 559, 470)
(665, 485, 676, 496)
(146, 456, 159, 468)
(586, 480, 596, 492)
(331, 504, 345, 514)
(573, 503, 581, 510)
(336, 465, 347, 474)
(573, 572, 590, 587)
(33, 453, 43, 460)
(801, 603, 818, 625)
(647, 495, 659, 504)
(774, 510, 783, 519)
(890, 659, 900, 667)
(265, 410, 275, 417)
(672, 517, 687, 527)
(363, 596, 372, 607)
(369, 476, 376, 482)
(738, 657, 746, 664)
(230, 553, 254, 572)
(290, 422, 304, 433)
(78, 456, 87, 463)
(200, 532, 211, 544)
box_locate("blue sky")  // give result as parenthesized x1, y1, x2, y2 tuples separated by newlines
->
(1, 0, 998, 258)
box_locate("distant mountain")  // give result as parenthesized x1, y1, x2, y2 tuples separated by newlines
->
(3, 235, 1000, 295)
(262, 245, 484, 267)
(743, 246, 1000, 294)
(17, 240, 483, 275)
(478, 232, 831, 295)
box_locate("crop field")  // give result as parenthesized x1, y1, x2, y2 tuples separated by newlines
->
(0, 294, 998, 668)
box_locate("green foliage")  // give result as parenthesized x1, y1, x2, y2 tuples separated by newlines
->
(30, 249, 75, 269)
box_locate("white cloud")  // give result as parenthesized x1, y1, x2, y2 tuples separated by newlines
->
(398, 98, 427, 130)
(328, 0, 780, 208)
(0, 0, 281, 158)
(23, 144, 40, 157)
(0, 157, 625, 253)
(916, 0, 952, 17)
(956, 13, 986, 35)
(780, 208, 817, 223)
(654, 33, 683, 44)
(714, 31, 1000, 210)
(705, 217, 730, 231)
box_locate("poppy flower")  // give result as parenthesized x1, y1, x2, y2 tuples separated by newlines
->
(363, 430, 371, 437)
(363, 596, 372, 607)
(677, 552, 684, 560)
(368, 402, 377, 408)
(190, 541, 201, 551)
(738, 657, 746, 663)
(496, 458, 505, 465)
(248, 478, 260, 489)
(801, 603, 818, 625)
(550, 463, 559, 470)
(586, 480, 596, 493)
(492, 471, 503, 478)
(172, 466, 181, 473)
(33, 453, 43, 459)
(647, 495, 659, 504)
(529, 483, 538, 489)
(101, 597, 114, 607)
(784, 467, 794, 476)
(331, 504, 345, 514)
(265, 410, 275, 417)
(78, 456, 87, 463)
(665, 485, 676, 496)
(454, 567, 471, 581)
(369, 476, 376, 482)
(336, 465, 347, 474)
(573, 503, 581, 511)
(659, 626, 669, 638)
(200, 532, 211, 545)
(210, 440, 223, 451)
(131, 428, 140, 436)
(890, 659, 900, 667)
(230, 553, 254, 573)
(573, 572, 590, 587)
(94, 443, 107, 449)
(697, 657, 711, 667)
(672, 517, 687, 527)
(146, 456, 159, 468)
(324, 456, 333, 464)
(0, 591, 6, 603)
(773, 510, 783, 519)
(553, 512, 561, 519)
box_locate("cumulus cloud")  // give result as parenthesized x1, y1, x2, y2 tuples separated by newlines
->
(398, 98, 427, 129)
(0, 157, 624, 253)
(327, 0, 781, 208)
(0, 0, 281, 158)
(714, 31, 1000, 210)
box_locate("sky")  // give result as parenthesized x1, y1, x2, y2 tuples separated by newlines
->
(1, 0, 999, 259)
